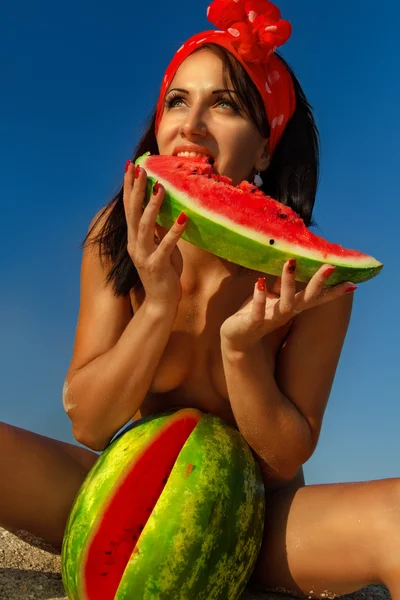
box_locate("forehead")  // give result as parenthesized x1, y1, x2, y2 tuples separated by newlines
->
(168, 49, 231, 90)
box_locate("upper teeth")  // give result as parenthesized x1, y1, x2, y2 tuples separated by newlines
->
(176, 152, 208, 158)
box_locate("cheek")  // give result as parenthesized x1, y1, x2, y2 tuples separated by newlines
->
(224, 122, 260, 152)
(155, 126, 171, 153)
(158, 118, 183, 148)
(224, 134, 259, 168)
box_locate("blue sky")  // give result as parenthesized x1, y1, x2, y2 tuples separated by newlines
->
(1, 0, 399, 486)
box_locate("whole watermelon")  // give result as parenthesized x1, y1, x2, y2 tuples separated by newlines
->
(61, 408, 265, 599)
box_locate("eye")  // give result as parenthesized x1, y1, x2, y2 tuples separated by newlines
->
(214, 95, 240, 112)
(164, 93, 185, 108)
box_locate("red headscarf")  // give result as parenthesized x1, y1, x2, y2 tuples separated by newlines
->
(155, 0, 296, 158)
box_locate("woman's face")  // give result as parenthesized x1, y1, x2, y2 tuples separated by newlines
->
(156, 49, 270, 186)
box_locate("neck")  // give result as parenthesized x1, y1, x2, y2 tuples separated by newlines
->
(178, 239, 245, 294)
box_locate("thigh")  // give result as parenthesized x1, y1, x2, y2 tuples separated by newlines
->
(0, 422, 99, 552)
(250, 478, 400, 598)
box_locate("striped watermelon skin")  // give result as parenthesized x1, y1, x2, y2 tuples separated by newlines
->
(136, 153, 383, 285)
(115, 413, 265, 599)
(61, 409, 265, 600)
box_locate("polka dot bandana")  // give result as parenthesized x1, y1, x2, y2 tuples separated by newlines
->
(155, 0, 296, 158)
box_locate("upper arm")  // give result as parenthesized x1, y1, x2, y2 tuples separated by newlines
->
(64, 207, 133, 384)
(275, 292, 354, 452)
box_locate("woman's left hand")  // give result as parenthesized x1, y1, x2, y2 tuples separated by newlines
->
(220, 259, 357, 352)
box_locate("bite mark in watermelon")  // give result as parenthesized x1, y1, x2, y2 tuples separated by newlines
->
(135, 153, 383, 285)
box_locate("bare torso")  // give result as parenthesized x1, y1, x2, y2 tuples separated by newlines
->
(129, 238, 305, 493)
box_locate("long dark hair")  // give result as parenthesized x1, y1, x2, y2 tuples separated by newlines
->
(83, 44, 320, 297)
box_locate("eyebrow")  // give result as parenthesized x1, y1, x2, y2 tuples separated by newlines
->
(167, 88, 238, 95)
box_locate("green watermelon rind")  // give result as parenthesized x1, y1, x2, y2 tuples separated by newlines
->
(61, 410, 180, 600)
(114, 413, 265, 600)
(136, 154, 383, 286)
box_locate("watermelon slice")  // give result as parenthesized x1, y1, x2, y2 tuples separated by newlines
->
(135, 153, 383, 286)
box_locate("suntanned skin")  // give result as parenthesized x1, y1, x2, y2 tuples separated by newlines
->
(1, 49, 399, 598)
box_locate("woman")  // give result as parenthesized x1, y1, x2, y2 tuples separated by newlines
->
(1, 1, 399, 597)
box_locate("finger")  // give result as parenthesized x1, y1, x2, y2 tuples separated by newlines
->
(123, 161, 136, 237)
(156, 211, 189, 259)
(251, 278, 267, 322)
(294, 279, 357, 313)
(137, 180, 167, 254)
(124, 165, 148, 240)
(278, 259, 297, 315)
(312, 281, 358, 306)
(302, 264, 337, 304)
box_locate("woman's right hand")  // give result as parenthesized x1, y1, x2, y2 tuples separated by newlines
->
(123, 162, 188, 309)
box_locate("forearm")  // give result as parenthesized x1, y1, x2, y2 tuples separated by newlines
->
(66, 300, 178, 450)
(221, 338, 313, 481)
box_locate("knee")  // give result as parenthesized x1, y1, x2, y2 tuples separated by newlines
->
(368, 478, 400, 547)
(379, 477, 400, 514)
(371, 478, 400, 585)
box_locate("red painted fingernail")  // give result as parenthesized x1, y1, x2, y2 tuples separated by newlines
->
(257, 277, 266, 291)
(125, 160, 131, 173)
(135, 165, 141, 179)
(344, 285, 358, 294)
(288, 259, 296, 273)
(153, 181, 160, 195)
(324, 266, 337, 277)
(177, 212, 188, 225)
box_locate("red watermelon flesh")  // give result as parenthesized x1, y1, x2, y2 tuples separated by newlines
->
(82, 411, 200, 600)
(136, 154, 383, 285)
(149, 157, 364, 260)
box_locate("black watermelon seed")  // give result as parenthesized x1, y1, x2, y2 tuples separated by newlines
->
(105, 551, 112, 555)
(139, 524, 144, 531)
(279, 213, 287, 219)
(269, 239, 275, 245)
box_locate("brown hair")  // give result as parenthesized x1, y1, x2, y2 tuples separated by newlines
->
(83, 44, 320, 297)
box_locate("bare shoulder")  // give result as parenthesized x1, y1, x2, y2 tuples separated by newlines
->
(65, 205, 132, 381)
(275, 288, 354, 450)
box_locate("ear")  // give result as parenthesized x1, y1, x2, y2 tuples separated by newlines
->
(255, 139, 271, 172)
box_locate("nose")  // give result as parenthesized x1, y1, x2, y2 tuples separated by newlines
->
(179, 106, 207, 138)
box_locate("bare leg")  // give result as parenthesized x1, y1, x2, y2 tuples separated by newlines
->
(0, 422, 98, 553)
(250, 478, 400, 599)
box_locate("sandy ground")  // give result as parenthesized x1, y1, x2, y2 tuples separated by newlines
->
(0, 527, 391, 600)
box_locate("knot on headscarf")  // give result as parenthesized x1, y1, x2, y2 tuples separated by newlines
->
(207, 0, 292, 64)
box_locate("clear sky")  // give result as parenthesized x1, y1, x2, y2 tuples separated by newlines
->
(1, 0, 399, 486)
